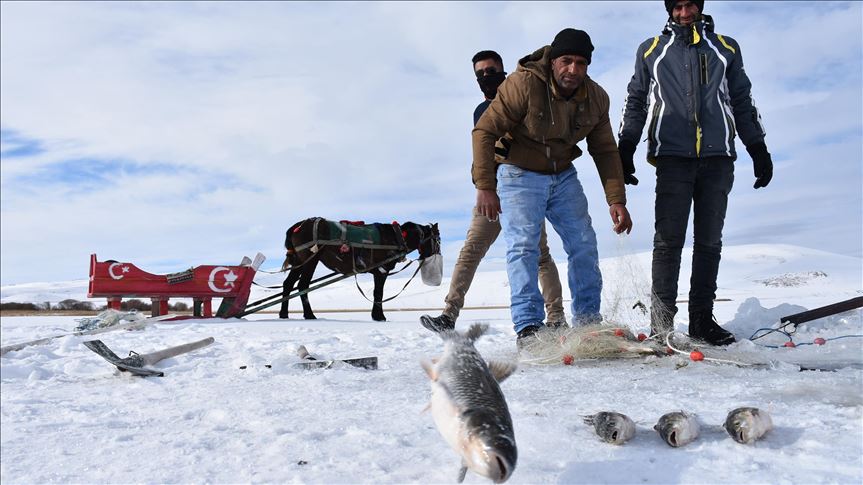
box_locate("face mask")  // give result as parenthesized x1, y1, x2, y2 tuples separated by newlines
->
(477, 71, 507, 99)
(420, 253, 443, 286)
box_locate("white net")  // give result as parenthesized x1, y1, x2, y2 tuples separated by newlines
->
(522, 235, 675, 365)
(519, 324, 664, 366)
(599, 235, 656, 331)
(74, 309, 147, 332)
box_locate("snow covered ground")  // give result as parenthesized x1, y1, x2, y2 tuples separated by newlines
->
(1, 244, 861, 484)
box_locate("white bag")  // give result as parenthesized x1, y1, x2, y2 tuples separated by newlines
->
(420, 253, 443, 286)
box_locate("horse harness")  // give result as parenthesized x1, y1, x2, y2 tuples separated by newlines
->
(293, 217, 408, 253)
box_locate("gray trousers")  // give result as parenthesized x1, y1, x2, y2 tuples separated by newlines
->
(443, 207, 565, 322)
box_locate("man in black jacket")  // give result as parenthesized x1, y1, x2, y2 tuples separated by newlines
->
(618, 0, 774, 345)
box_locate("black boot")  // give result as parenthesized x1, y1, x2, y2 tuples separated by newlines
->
(516, 324, 543, 352)
(420, 314, 455, 333)
(689, 310, 736, 346)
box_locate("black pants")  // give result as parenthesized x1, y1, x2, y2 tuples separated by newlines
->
(651, 156, 734, 330)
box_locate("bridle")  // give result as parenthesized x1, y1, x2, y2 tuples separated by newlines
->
(414, 224, 440, 260)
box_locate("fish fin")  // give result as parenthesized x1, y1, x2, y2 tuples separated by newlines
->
(457, 464, 468, 483)
(464, 323, 490, 342)
(420, 360, 438, 381)
(487, 360, 517, 382)
(582, 414, 596, 425)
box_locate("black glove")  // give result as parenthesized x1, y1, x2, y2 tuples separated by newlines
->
(618, 139, 638, 185)
(746, 142, 773, 189)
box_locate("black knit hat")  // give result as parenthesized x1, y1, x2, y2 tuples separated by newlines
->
(664, 0, 704, 16)
(549, 28, 594, 64)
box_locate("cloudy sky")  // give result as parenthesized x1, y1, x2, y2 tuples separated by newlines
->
(2, 1, 861, 285)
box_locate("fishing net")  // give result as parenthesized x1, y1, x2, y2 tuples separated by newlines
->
(519, 324, 664, 365)
(521, 236, 673, 365)
(74, 309, 147, 332)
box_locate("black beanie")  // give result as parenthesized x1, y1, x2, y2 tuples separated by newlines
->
(664, 0, 705, 16)
(549, 28, 594, 64)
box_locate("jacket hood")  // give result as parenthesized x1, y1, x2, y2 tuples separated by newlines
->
(517, 46, 553, 83)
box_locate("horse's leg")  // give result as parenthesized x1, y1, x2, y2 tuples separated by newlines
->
(371, 270, 388, 321)
(299, 259, 318, 320)
(279, 268, 303, 319)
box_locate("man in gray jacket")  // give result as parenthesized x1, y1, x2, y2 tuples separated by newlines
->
(618, 0, 774, 345)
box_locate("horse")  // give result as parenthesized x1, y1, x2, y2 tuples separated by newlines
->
(279, 217, 441, 321)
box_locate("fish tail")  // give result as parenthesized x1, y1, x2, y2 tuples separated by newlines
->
(438, 323, 489, 343)
(464, 323, 489, 342)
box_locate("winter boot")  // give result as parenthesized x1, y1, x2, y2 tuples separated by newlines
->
(689, 310, 736, 346)
(516, 324, 543, 352)
(419, 313, 455, 333)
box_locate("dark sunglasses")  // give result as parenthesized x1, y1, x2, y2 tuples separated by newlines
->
(475, 66, 500, 79)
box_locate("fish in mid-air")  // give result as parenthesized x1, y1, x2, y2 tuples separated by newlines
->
(724, 407, 773, 444)
(654, 411, 700, 447)
(422, 323, 518, 483)
(582, 412, 636, 445)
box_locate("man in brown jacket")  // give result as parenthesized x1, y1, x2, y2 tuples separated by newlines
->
(420, 50, 565, 334)
(472, 28, 632, 348)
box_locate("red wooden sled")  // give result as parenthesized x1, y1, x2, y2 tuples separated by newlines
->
(87, 253, 265, 318)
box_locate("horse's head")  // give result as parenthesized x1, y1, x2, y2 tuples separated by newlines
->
(402, 222, 440, 259)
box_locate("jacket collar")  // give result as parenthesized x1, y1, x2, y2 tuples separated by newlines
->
(663, 14, 715, 45)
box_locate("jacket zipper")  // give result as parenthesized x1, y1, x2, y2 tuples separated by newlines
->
(647, 102, 661, 144)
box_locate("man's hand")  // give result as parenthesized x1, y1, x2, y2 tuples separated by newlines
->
(476, 189, 502, 222)
(618, 139, 639, 186)
(747, 142, 773, 189)
(609, 203, 632, 234)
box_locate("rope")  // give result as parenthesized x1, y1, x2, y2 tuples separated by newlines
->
(748, 318, 863, 348)
(664, 331, 758, 367)
(256, 267, 288, 275)
(748, 330, 863, 349)
(354, 258, 425, 304)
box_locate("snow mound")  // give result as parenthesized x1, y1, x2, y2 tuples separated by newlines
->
(754, 271, 828, 287)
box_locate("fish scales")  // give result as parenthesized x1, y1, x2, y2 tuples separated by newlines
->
(438, 342, 510, 413)
(423, 324, 517, 483)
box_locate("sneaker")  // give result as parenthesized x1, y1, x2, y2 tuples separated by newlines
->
(420, 314, 455, 333)
(516, 324, 543, 351)
(689, 311, 736, 346)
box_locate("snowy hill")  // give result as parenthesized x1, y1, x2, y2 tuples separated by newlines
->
(1, 244, 861, 484)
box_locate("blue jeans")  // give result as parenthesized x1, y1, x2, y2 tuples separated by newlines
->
(651, 157, 734, 331)
(497, 164, 602, 332)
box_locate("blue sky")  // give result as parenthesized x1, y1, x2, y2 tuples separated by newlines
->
(1, 1, 861, 285)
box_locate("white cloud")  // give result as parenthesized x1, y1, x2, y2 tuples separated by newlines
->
(1, 1, 860, 284)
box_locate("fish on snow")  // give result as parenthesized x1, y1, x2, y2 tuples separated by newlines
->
(422, 323, 518, 483)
